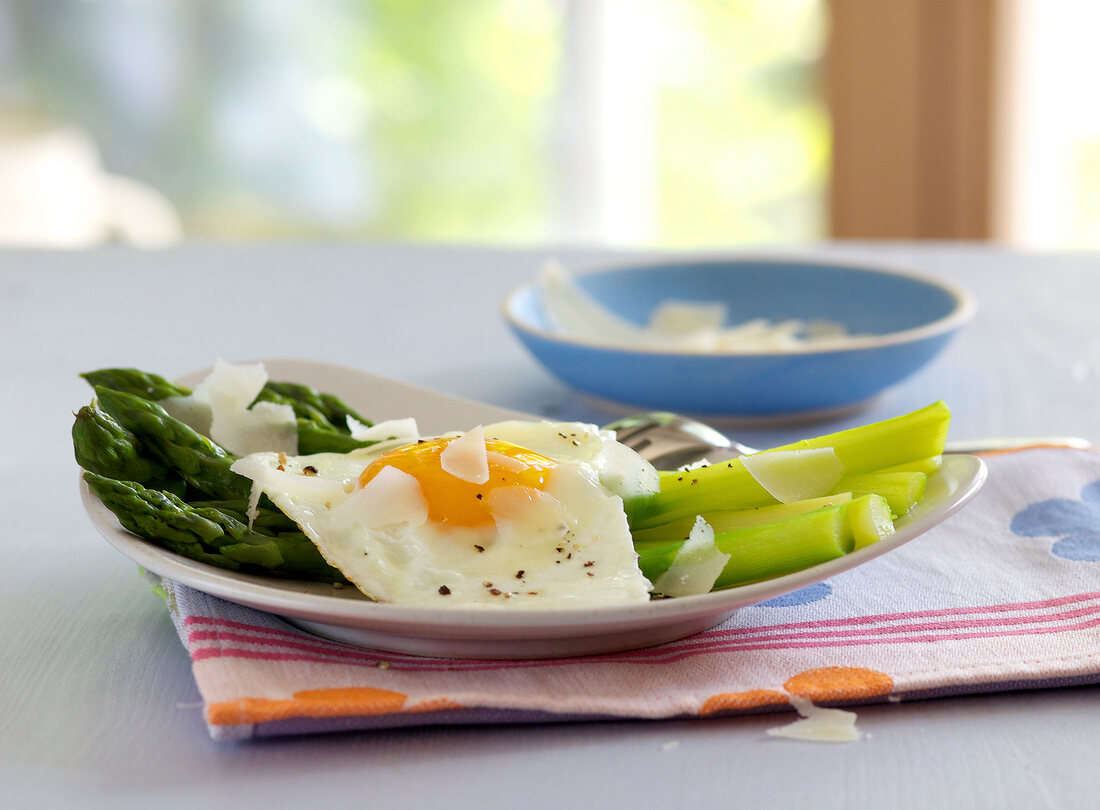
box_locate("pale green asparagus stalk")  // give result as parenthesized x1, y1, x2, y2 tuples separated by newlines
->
(625, 401, 950, 530)
(638, 494, 895, 591)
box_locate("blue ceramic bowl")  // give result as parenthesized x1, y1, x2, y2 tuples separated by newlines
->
(502, 257, 975, 419)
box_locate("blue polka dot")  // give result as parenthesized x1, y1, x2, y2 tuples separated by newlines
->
(1010, 499, 1098, 537)
(758, 581, 832, 607)
(1083, 479, 1100, 505)
(1010, 477, 1100, 564)
(1051, 533, 1100, 562)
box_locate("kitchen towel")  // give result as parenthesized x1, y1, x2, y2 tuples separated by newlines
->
(159, 446, 1100, 741)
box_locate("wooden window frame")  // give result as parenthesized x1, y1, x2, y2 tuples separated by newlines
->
(825, 0, 1003, 240)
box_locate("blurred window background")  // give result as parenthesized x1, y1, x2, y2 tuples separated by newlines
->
(0, 0, 829, 247)
(0, 0, 1096, 250)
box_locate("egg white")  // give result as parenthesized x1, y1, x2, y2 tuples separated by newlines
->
(230, 421, 657, 609)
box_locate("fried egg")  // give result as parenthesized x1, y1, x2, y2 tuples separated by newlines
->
(230, 420, 658, 608)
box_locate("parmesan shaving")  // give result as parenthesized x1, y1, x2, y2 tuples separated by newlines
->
(347, 416, 420, 443)
(486, 419, 604, 461)
(332, 465, 429, 529)
(439, 425, 490, 484)
(537, 261, 864, 352)
(538, 259, 647, 345)
(483, 418, 660, 500)
(648, 301, 728, 349)
(766, 695, 862, 743)
(485, 450, 530, 473)
(230, 455, 348, 505)
(244, 478, 262, 528)
(222, 400, 298, 456)
(189, 360, 297, 455)
(741, 448, 844, 504)
(158, 395, 213, 435)
(652, 516, 730, 597)
(593, 432, 661, 500)
(485, 484, 569, 525)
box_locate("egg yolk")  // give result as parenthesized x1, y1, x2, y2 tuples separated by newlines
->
(358, 437, 556, 528)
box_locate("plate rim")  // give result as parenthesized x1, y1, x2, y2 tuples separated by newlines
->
(78, 358, 989, 642)
(82, 454, 986, 635)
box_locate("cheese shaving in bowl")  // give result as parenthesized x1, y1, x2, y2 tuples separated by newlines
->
(536, 261, 861, 353)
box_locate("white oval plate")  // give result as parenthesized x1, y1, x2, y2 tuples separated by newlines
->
(80, 358, 988, 659)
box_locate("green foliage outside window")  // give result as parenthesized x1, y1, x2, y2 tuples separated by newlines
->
(0, 0, 828, 245)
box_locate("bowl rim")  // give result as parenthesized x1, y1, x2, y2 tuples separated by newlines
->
(501, 254, 977, 357)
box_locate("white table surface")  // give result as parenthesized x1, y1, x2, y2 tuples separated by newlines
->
(3, 241, 1098, 809)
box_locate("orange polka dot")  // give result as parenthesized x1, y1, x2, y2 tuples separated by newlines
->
(405, 697, 464, 714)
(699, 689, 790, 715)
(294, 687, 409, 714)
(784, 666, 893, 701)
(207, 686, 407, 726)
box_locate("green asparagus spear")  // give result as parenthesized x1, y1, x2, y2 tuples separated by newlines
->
(93, 386, 250, 500)
(80, 368, 191, 400)
(85, 471, 246, 570)
(637, 495, 897, 591)
(293, 421, 376, 454)
(72, 404, 170, 484)
(76, 365, 946, 599)
(831, 470, 928, 518)
(82, 367, 377, 455)
(253, 382, 378, 453)
(256, 381, 372, 431)
(625, 401, 951, 530)
(85, 472, 348, 582)
(189, 498, 303, 534)
(629, 493, 855, 549)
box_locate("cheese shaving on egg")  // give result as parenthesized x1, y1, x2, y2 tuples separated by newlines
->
(333, 466, 429, 529)
(230, 454, 349, 526)
(228, 418, 655, 608)
(439, 425, 490, 484)
(485, 419, 659, 501)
